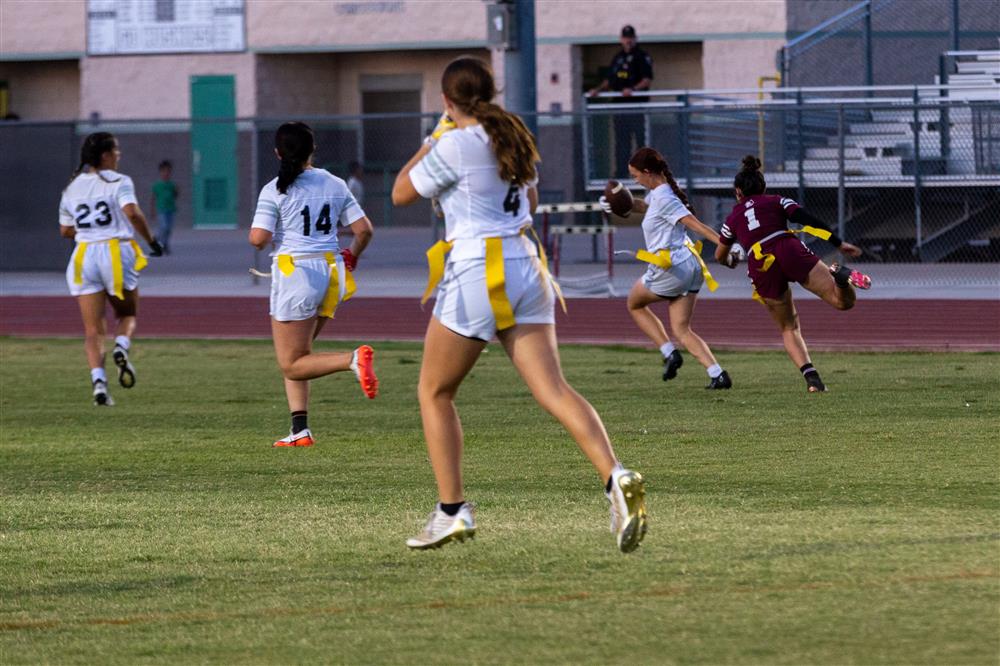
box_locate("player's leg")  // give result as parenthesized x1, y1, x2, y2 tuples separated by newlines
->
(498, 322, 647, 552)
(802, 260, 856, 311)
(667, 294, 731, 389)
(763, 291, 826, 392)
(627, 279, 682, 380)
(77, 292, 112, 405)
(271, 317, 354, 381)
(407, 318, 485, 550)
(108, 289, 138, 388)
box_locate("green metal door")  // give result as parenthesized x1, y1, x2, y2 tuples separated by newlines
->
(191, 75, 237, 229)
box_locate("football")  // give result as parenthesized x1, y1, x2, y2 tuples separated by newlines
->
(603, 180, 634, 217)
(722, 243, 747, 268)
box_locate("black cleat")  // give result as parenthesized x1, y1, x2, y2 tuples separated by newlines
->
(706, 370, 732, 389)
(662, 350, 683, 381)
(804, 371, 827, 393)
(112, 346, 136, 389)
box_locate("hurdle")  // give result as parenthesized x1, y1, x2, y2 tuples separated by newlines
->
(536, 202, 616, 295)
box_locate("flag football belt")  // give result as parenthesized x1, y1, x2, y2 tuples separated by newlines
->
(634, 240, 719, 292)
(747, 226, 832, 304)
(276, 251, 356, 318)
(421, 227, 566, 331)
(72, 238, 148, 300)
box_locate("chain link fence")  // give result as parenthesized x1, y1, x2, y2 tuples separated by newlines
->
(2, 82, 998, 298)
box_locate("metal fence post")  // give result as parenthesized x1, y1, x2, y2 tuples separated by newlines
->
(863, 0, 874, 90)
(837, 105, 845, 240)
(581, 99, 592, 191)
(950, 0, 960, 51)
(796, 90, 805, 206)
(250, 118, 260, 285)
(679, 94, 691, 185)
(913, 89, 923, 260)
(940, 54, 951, 166)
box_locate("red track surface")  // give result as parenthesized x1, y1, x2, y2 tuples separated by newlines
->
(2, 296, 997, 351)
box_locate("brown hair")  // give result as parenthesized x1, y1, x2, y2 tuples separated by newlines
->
(441, 57, 539, 185)
(629, 147, 692, 214)
(71, 132, 120, 184)
(733, 154, 766, 196)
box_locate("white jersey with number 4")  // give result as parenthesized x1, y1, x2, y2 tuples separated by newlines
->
(252, 168, 365, 256)
(409, 125, 536, 247)
(59, 170, 138, 242)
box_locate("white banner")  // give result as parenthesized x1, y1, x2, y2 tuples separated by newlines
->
(87, 0, 245, 55)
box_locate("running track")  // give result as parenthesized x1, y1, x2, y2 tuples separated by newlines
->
(2, 296, 997, 351)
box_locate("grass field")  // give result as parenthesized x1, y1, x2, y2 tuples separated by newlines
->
(1, 338, 998, 664)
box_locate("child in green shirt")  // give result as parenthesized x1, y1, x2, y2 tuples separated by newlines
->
(151, 160, 178, 254)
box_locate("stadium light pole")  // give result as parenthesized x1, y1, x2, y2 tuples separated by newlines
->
(502, 0, 538, 136)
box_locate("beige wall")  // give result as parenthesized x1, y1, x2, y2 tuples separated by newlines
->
(0, 0, 85, 56)
(80, 54, 256, 119)
(247, 0, 486, 50)
(0, 61, 80, 120)
(702, 39, 785, 89)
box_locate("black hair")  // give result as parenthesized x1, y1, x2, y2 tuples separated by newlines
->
(275, 121, 315, 194)
(629, 146, 693, 214)
(159, 160, 172, 170)
(72, 132, 120, 183)
(348, 161, 362, 173)
(734, 154, 766, 196)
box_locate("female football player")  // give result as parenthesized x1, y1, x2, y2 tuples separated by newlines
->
(715, 155, 871, 392)
(601, 147, 732, 389)
(60, 132, 163, 406)
(392, 57, 647, 553)
(249, 122, 378, 447)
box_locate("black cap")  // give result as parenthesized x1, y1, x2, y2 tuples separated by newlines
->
(621, 25, 636, 38)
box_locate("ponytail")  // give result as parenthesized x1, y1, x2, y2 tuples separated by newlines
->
(628, 146, 693, 215)
(274, 121, 315, 194)
(733, 154, 766, 196)
(470, 99, 539, 185)
(70, 132, 120, 185)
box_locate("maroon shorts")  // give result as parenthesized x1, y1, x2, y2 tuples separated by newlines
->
(748, 236, 820, 300)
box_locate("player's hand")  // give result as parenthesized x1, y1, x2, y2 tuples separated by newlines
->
(721, 243, 745, 269)
(839, 242, 862, 258)
(340, 248, 357, 272)
(598, 195, 613, 215)
(424, 113, 456, 146)
(148, 238, 164, 257)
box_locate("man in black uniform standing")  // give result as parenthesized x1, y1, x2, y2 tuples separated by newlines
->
(587, 25, 654, 176)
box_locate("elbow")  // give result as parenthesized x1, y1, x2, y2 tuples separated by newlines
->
(390, 188, 405, 206)
(248, 229, 269, 250)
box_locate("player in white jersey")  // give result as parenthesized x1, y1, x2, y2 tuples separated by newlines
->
(392, 57, 647, 553)
(59, 132, 163, 406)
(600, 147, 731, 389)
(249, 122, 378, 448)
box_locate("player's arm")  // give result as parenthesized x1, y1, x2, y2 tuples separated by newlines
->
(678, 214, 721, 246)
(788, 208, 861, 257)
(122, 203, 163, 255)
(346, 216, 373, 260)
(391, 143, 431, 206)
(249, 187, 277, 250)
(248, 227, 272, 250)
(59, 198, 76, 238)
(527, 186, 538, 215)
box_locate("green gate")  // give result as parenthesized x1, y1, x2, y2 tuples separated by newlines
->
(190, 75, 237, 229)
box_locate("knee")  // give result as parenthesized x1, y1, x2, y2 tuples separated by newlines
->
(781, 314, 801, 333)
(671, 322, 691, 339)
(418, 379, 455, 405)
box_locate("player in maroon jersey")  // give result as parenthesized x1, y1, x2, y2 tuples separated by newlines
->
(715, 155, 871, 392)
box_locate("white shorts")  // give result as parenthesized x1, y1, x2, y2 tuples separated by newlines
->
(270, 255, 350, 322)
(433, 256, 555, 341)
(641, 254, 704, 298)
(65, 241, 140, 297)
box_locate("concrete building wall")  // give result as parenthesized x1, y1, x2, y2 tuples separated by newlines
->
(80, 53, 257, 119)
(0, 0, 85, 57)
(0, 60, 81, 120)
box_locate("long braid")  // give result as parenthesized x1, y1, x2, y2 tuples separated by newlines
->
(661, 163, 693, 216)
(470, 99, 539, 185)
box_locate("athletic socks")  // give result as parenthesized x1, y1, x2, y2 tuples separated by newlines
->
(291, 411, 308, 435)
(90, 367, 107, 384)
(659, 341, 676, 358)
(439, 501, 465, 517)
(349, 349, 359, 375)
(706, 364, 723, 379)
(114, 335, 131, 351)
(800, 363, 817, 377)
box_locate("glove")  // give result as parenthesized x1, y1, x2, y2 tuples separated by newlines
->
(340, 248, 357, 272)
(424, 113, 456, 146)
(148, 238, 164, 257)
(598, 195, 613, 216)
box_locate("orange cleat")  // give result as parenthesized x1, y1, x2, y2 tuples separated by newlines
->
(273, 429, 315, 448)
(352, 345, 378, 399)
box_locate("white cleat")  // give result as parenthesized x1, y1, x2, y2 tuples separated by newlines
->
(92, 380, 114, 406)
(606, 467, 648, 553)
(406, 503, 476, 550)
(112, 346, 136, 389)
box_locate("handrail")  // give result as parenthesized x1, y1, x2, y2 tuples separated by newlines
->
(785, 0, 870, 50)
(586, 82, 998, 99)
(944, 50, 1000, 57)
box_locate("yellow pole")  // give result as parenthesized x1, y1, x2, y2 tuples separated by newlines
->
(757, 74, 781, 168)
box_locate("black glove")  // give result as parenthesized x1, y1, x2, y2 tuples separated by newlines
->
(148, 238, 164, 257)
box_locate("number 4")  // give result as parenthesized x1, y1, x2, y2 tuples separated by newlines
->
(503, 185, 520, 217)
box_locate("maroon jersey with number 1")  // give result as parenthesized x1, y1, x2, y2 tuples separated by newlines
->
(720, 194, 820, 300)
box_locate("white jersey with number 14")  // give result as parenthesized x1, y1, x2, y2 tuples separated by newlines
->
(252, 168, 365, 256)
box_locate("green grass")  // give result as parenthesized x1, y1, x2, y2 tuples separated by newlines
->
(1, 338, 998, 665)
